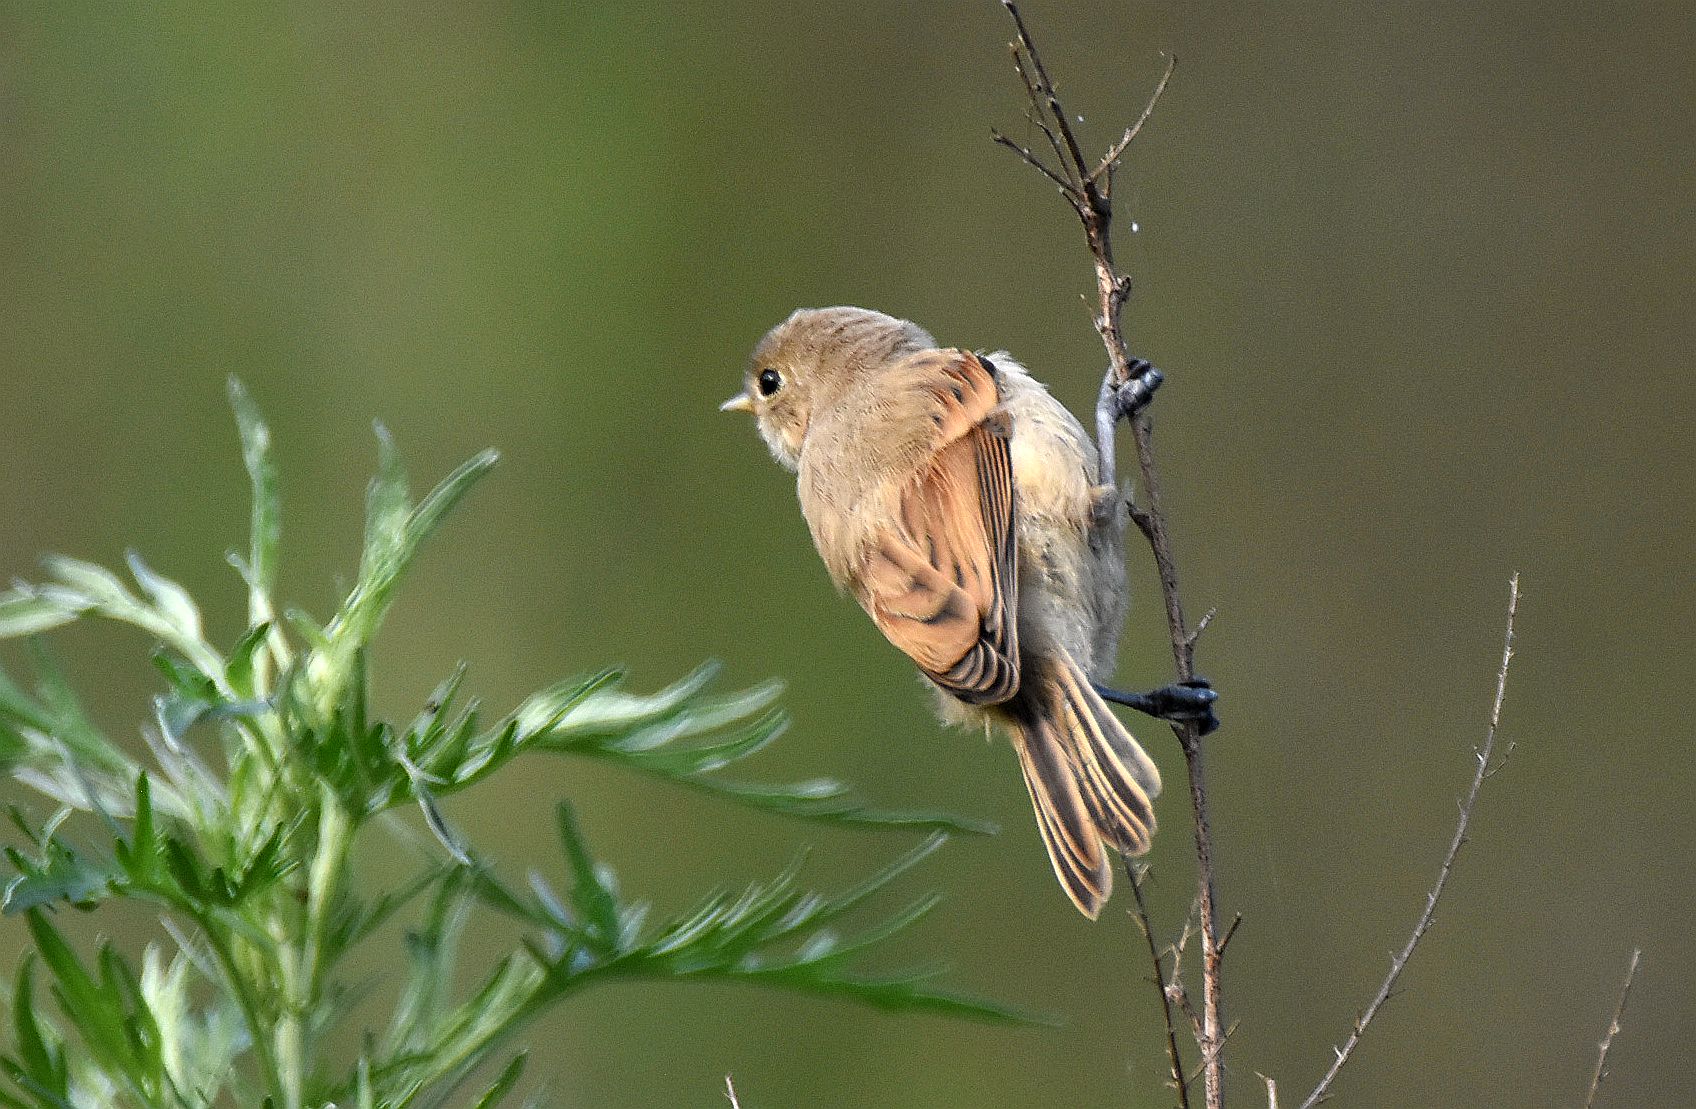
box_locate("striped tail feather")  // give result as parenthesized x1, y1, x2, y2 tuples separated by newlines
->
(1009, 721, 1110, 916)
(1008, 649, 1161, 918)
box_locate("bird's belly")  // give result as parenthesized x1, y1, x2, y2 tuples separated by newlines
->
(1004, 406, 1127, 682)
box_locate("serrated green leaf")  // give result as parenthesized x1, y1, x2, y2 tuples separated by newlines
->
(470, 1053, 526, 1109)
(527, 670, 994, 834)
(532, 663, 723, 735)
(2, 832, 115, 914)
(227, 377, 281, 608)
(124, 552, 204, 646)
(401, 449, 499, 554)
(553, 804, 620, 949)
(309, 439, 497, 712)
(362, 423, 411, 583)
(386, 873, 475, 1059)
(283, 608, 332, 654)
(0, 591, 88, 639)
(225, 621, 272, 698)
(161, 838, 206, 903)
(11, 957, 66, 1099)
(39, 557, 134, 613)
(114, 774, 159, 888)
(26, 912, 133, 1068)
(231, 821, 294, 904)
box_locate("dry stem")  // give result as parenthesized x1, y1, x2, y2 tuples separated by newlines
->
(1583, 948, 1642, 1108)
(1294, 574, 1521, 1109)
(991, 5, 1224, 1106)
(1129, 865, 1192, 1109)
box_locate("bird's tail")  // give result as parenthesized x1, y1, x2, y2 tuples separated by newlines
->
(1006, 649, 1162, 919)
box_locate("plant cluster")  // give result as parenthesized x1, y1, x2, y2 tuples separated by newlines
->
(0, 382, 1014, 1109)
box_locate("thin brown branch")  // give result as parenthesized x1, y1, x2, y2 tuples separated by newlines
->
(1483, 739, 1517, 779)
(990, 130, 1079, 196)
(995, 5, 1223, 1106)
(1127, 500, 1157, 543)
(1218, 912, 1243, 955)
(1167, 915, 1203, 1040)
(1001, 2, 1093, 186)
(1185, 607, 1218, 651)
(1583, 948, 1642, 1108)
(1160, 906, 1202, 1039)
(1296, 573, 1522, 1109)
(1088, 53, 1178, 187)
(1130, 864, 1193, 1109)
(1169, 910, 1195, 973)
(1009, 45, 1070, 176)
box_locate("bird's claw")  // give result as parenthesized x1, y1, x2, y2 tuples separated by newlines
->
(1147, 678, 1220, 735)
(1093, 676, 1221, 736)
(1114, 358, 1165, 421)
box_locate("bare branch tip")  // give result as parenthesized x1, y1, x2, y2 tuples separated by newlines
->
(1184, 606, 1219, 649)
(1296, 577, 1522, 1109)
(1583, 948, 1643, 1108)
(1219, 912, 1243, 954)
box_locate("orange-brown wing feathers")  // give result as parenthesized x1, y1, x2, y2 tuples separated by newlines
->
(856, 351, 1020, 705)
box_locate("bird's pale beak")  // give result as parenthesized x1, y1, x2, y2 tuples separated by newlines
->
(719, 393, 754, 413)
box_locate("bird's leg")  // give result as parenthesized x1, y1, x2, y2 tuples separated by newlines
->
(1091, 358, 1167, 523)
(1095, 354, 1220, 736)
(1093, 677, 1220, 736)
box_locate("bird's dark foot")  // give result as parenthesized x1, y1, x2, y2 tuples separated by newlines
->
(1093, 677, 1220, 736)
(1113, 358, 1165, 421)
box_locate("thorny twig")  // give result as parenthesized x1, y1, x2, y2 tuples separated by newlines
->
(1294, 574, 1521, 1109)
(991, 5, 1227, 1106)
(1166, 909, 1203, 1040)
(724, 1075, 743, 1109)
(1186, 608, 1218, 652)
(1129, 865, 1192, 1109)
(1218, 912, 1243, 954)
(1583, 948, 1642, 1108)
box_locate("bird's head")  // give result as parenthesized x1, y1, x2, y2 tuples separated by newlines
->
(720, 306, 934, 470)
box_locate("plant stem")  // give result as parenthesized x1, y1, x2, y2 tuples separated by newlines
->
(1295, 574, 1520, 1109)
(993, 5, 1224, 1103)
(1129, 865, 1191, 1109)
(194, 909, 286, 1106)
(1583, 948, 1642, 1108)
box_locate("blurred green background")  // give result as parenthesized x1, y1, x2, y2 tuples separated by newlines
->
(3, 0, 1692, 1105)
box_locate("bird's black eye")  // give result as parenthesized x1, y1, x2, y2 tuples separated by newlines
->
(757, 368, 782, 396)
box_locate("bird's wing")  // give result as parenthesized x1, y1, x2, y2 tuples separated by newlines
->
(856, 351, 1020, 705)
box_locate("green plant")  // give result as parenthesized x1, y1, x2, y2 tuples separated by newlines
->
(0, 381, 1018, 1109)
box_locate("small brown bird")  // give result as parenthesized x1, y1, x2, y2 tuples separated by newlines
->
(722, 307, 1208, 917)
